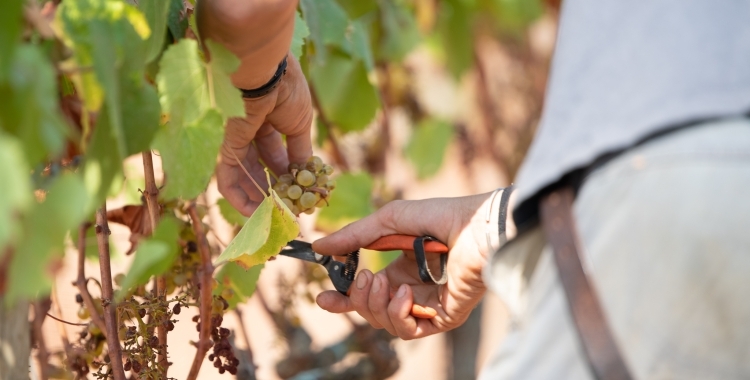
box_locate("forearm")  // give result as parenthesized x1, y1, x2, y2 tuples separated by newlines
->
(196, 0, 297, 89)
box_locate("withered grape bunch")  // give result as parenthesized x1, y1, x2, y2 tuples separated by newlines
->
(274, 156, 335, 216)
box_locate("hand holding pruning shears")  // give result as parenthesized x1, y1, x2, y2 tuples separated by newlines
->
(298, 194, 499, 340)
(280, 235, 449, 319)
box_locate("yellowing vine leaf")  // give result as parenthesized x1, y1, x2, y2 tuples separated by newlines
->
(216, 181, 299, 269)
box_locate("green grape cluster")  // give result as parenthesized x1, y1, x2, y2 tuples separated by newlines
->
(273, 156, 335, 216)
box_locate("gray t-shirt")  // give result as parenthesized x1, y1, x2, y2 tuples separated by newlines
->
(513, 0, 750, 224)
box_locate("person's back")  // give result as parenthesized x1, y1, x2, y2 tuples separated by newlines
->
(481, 0, 750, 378)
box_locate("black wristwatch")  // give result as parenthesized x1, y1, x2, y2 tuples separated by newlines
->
(238, 56, 288, 99)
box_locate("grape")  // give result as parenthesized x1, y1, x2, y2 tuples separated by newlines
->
(296, 170, 315, 187)
(291, 205, 300, 215)
(299, 192, 317, 209)
(77, 307, 90, 320)
(88, 322, 102, 336)
(325, 180, 336, 190)
(288, 163, 299, 172)
(279, 174, 294, 185)
(316, 174, 328, 186)
(174, 273, 187, 286)
(287, 185, 302, 200)
(308, 156, 324, 172)
(323, 165, 334, 175)
(303, 207, 315, 215)
(273, 182, 289, 198)
(281, 198, 294, 210)
(221, 287, 234, 300)
(114, 273, 125, 286)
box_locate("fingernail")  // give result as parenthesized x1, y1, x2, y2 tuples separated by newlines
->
(356, 272, 367, 290)
(371, 275, 381, 294)
(395, 284, 407, 298)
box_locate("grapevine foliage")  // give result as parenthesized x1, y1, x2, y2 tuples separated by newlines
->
(0, 0, 545, 377)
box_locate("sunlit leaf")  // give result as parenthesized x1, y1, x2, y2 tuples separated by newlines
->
(435, 0, 473, 78)
(316, 172, 374, 232)
(216, 185, 299, 269)
(139, 0, 170, 63)
(117, 217, 180, 299)
(8, 175, 89, 302)
(300, 0, 349, 64)
(405, 118, 454, 179)
(309, 51, 379, 132)
(291, 11, 310, 60)
(83, 105, 124, 210)
(58, 0, 160, 159)
(204, 40, 244, 119)
(157, 38, 243, 125)
(0, 134, 31, 251)
(0, 46, 67, 167)
(154, 109, 224, 200)
(217, 198, 248, 227)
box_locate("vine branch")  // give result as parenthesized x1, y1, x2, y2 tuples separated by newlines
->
(142, 150, 168, 376)
(95, 206, 126, 380)
(75, 223, 108, 337)
(186, 204, 215, 380)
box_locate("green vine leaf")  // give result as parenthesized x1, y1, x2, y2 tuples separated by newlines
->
(156, 38, 243, 124)
(217, 198, 248, 227)
(316, 172, 374, 232)
(216, 181, 299, 269)
(0, 134, 31, 251)
(405, 118, 454, 179)
(309, 51, 379, 132)
(8, 174, 89, 302)
(116, 216, 180, 299)
(0, 0, 23, 80)
(300, 0, 349, 64)
(0, 45, 67, 167)
(153, 109, 224, 200)
(214, 261, 263, 310)
(58, 0, 158, 159)
(139, 0, 171, 64)
(291, 10, 310, 60)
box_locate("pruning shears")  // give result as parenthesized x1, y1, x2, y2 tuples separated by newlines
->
(280, 234, 449, 319)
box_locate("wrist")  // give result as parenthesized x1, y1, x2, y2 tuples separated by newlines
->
(238, 55, 288, 98)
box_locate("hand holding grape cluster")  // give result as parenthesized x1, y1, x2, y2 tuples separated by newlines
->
(274, 155, 335, 216)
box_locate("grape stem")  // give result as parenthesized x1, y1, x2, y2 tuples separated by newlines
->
(45, 312, 88, 327)
(227, 144, 267, 195)
(186, 203, 215, 380)
(142, 150, 169, 376)
(95, 205, 126, 380)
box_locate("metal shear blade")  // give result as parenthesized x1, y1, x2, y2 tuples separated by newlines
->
(280, 240, 357, 295)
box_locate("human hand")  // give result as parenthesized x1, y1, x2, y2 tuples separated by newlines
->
(312, 193, 497, 339)
(216, 54, 313, 216)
